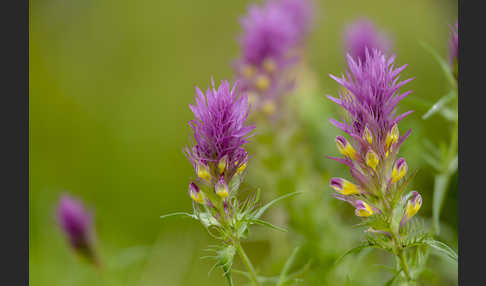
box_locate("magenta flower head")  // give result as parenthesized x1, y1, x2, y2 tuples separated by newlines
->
(328, 49, 413, 150)
(344, 19, 390, 64)
(57, 194, 98, 264)
(185, 78, 254, 193)
(327, 49, 422, 237)
(448, 21, 458, 77)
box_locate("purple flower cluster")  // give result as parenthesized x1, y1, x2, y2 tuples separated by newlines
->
(185, 78, 254, 212)
(344, 19, 390, 64)
(57, 194, 98, 263)
(327, 49, 421, 230)
(234, 0, 314, 115)
(448, 21, 458, 77)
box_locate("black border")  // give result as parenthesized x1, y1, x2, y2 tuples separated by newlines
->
(2, 0, 28, 284)
(2, 0, 476, 284)
(458, 0, 483, 285)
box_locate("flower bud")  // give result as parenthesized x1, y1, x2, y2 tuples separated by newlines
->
(218, 155, 228, 175)
(330, 177, 360, 195)
(188, 182, 204, 203)
(365, 149, 379, 171)
(363, 126, 373, 144)
(391, 158, 408, 183)
(236, 161, 247, 175)
(336, 136, 356, 160)
(57, 194, 98, 264)
(404, 191, 422, 220)
(215, 177, 229, 199)
(385, 124, 399, 149)
(196, 163, 211, 182)
(354, 200, 374, 217)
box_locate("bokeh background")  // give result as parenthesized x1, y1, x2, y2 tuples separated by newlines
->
(30, 0, 458, 285)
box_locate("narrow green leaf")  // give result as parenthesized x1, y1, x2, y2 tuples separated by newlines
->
(432, 173, 451, 235)
(423, 139, 442, 159)
(334, 243, 376, 266)
(422, 90, 456, 120)
(383, 270, 401, 286)
(159, 212, 196, 220)
(420, 41, 456, 88)
(251, 218, 287, 232)
(439, 107, 458, 122)
(277, 246, 300, 286)
(253, 191, 301, 219)
(421, 152, 442, 171)
(448, 155, 458, 174)
(424, 239, 458, 264)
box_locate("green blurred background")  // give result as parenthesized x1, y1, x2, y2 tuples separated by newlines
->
(30, 0, 457, 285)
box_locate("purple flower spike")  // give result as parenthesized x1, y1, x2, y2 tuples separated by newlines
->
(329, 49, 413, 152)
(57, 194, 97, 263)
(448, 21, 458, 76)
(185, 78, 254, 183)
(240, 2, 298, 66)
(344, 19, 390, 64)
(276, 0, 315, 41)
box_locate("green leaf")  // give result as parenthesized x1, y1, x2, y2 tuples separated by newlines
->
(422, 90, 457, 120)
(439, 107, 458, 122)
(334, 242, 376, 266)
(422, 153, 442, 171)
(424, 239, 458, 264)
(229, 174, 242, 195)
(383, 270, 401, 286)
(448, 155, 458, 174)
(159, 212, 196, 220)
(251, 218, 287, 232)
(199, 212, 221, 228)
(423, 139, 442, 159)
(420, 41, 456, 88)
(432, 173, 452, 235)
(277, 246, 300, 286)
(253, 191, 301, 219)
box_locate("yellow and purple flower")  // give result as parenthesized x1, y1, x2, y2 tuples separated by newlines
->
(400, 191, 422, 228)
(185, 78, 254, 186)
(327, 49, 422, 229)
(185, 77, 255, 217)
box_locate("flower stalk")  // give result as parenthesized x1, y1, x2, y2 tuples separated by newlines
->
(235, 240, 261, 286)
(327, 49, 425, 282)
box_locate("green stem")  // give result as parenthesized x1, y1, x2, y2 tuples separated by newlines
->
(235, 241, 261, 286)
(398, 249, 412, 283)
(392, 232, 413, 284)
(223, 270, 234, 286)
(433, 119, 458, 234)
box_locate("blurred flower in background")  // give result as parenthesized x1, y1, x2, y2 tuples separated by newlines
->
(234, 0, 314, 117)
(344, 19, 391, 64)
(448, 21, 458, 78)
(57, 194, 100, 266)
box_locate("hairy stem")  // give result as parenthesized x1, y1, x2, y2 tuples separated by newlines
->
(235, 241, 261, 286)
